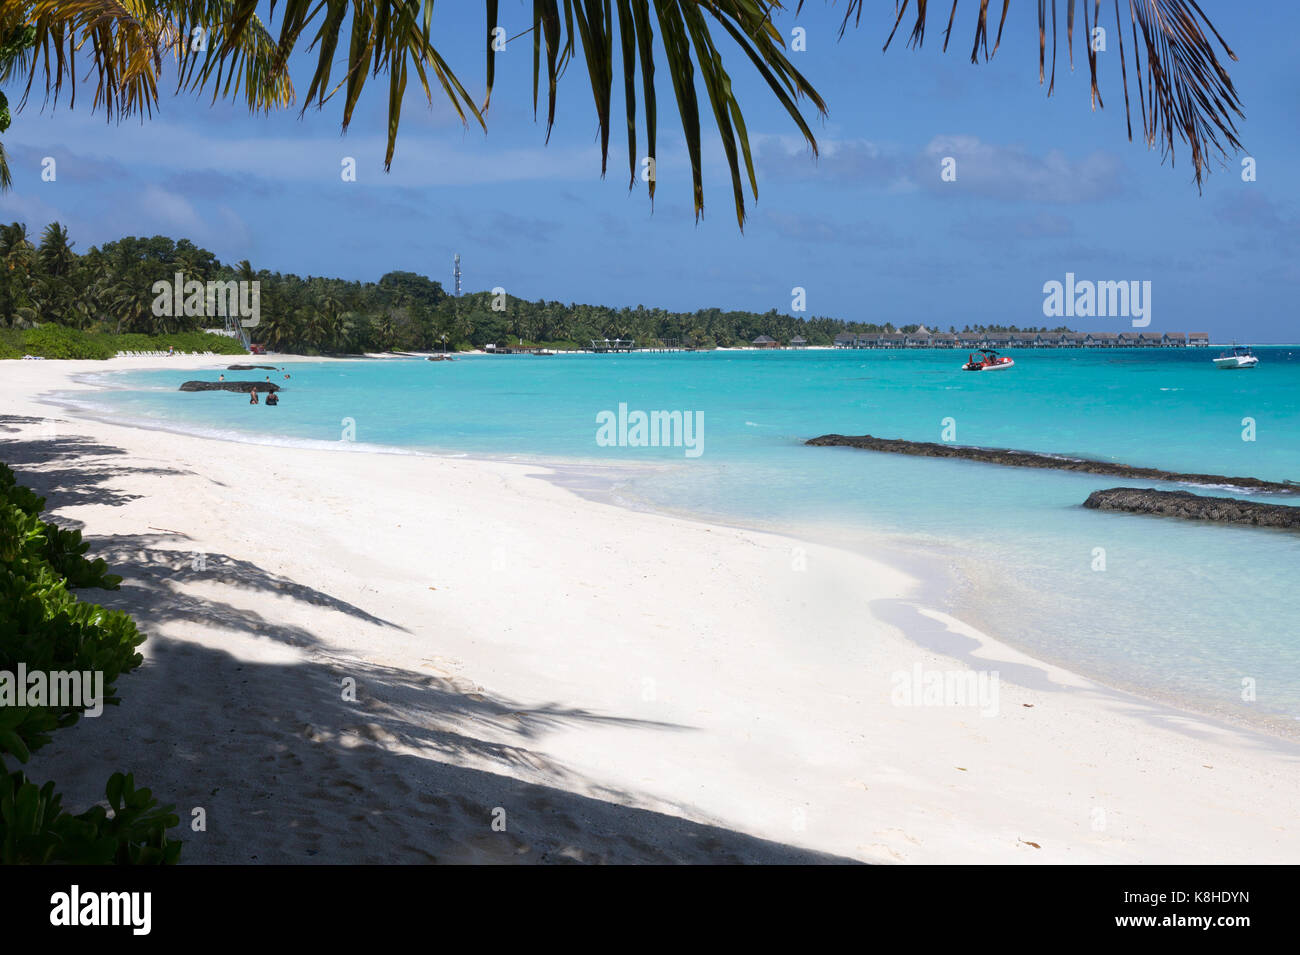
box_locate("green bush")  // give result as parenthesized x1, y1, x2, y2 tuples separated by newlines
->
(17, 325, 114, 359)
(0, 326, 247, 360)
(0, 464, 122, 589)
(1, 770, 181, 864)
(0, 331, 22, 360)
(103, 330, 247, 356)
(0, 462, 179, 864)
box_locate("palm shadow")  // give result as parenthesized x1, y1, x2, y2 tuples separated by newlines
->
(7, 427, 858, 863)
(26, 623, 859, 864)
(83, 534, 407, 645)
(2, 428, 187, 509)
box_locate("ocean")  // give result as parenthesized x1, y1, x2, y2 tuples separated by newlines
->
(60, 346, 1300, 735)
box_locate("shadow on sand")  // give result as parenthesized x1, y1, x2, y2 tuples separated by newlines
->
(5, 424, 857, 864)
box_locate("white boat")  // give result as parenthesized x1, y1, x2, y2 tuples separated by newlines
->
(1213, 346, 1258, 369)
(961, 348, 1015, 371)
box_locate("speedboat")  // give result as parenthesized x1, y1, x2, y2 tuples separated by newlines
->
(1213, 346, 1258, 369)
(962, 348, 1015, 371)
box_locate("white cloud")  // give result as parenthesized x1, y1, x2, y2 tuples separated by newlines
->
(917, 135, 1124, 202)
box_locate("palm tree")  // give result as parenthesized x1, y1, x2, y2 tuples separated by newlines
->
(110, 282, 155, 334)
(0, 220, 32, 271)
(256, 309, 292, 351)
(38, 221, 75, 276)
(373, 312, 398, 351)
(0, 220, 33, 324)
(0, 2, 1243, 227)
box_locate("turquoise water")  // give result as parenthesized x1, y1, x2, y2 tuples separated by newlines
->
(64, 347, 1300, 733)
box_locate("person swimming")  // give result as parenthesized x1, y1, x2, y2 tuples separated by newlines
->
(249, 389, 259, 405)
(265, 391, 279, 406)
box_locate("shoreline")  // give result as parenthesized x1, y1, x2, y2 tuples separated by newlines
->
(38, 356, 1300, 740)
(5, 355, 1299, 863)
(62, 360, 1299, 741)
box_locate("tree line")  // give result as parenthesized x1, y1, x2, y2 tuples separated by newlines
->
(0, 223, 1071, 353)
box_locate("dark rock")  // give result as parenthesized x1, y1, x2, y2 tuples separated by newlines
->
(179, 380, 280, 393)
(806, 433, 1300, 494)
(226, 364, 279, 371)
(1083, 487, 1300, 530)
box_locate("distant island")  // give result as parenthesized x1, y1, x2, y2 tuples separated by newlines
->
(823, 326, 1208, 350)
(0, 222, 1211, 358)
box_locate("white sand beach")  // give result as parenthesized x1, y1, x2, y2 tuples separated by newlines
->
(4, 355, 1297, 864)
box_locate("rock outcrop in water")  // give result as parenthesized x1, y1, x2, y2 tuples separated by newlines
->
(179, 380, 280, 394)
(806, 433, 1300, 494)
(1084, 487, 1300, 530)
(226, 364, 280, 371)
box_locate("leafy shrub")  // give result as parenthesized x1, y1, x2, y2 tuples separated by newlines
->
(16, 325, 114, 359)
(0, 770, 180, 864)
(0, 331, 22, 360)
(103, 330, 246, 356)
(0, 462, 179, 864)
(0, 326, 247, 360)
(0, 465, 121, 588)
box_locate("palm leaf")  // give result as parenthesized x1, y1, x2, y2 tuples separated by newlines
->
(820, 0, 1243, 188)
(3, 0, 1243, 213)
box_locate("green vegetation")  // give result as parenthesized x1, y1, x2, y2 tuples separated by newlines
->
(0, 327, 247, 361)
(1, 222, 1072, 355)
(0, 462, 180, 863)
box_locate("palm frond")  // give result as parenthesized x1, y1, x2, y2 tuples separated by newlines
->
(19, 0, 168, 120)
(169, 1, 295, 112)
(260, 0, 486, 170)
(13, 1, 292, 120)
(529, 1, 823, 228)
(819, 0, 1243, 187)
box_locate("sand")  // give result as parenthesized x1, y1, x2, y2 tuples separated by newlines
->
(3, 355, 1297, 864)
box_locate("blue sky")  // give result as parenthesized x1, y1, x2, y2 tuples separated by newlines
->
(1, 3, 1297, 340)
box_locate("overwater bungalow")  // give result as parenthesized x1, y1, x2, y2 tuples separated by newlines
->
(814, 327, 1198, 352)
(752, 335, 780, 349)
(789, 336, 808, 348)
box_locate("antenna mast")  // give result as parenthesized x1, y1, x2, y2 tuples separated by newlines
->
(453, 254, 462, 296)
